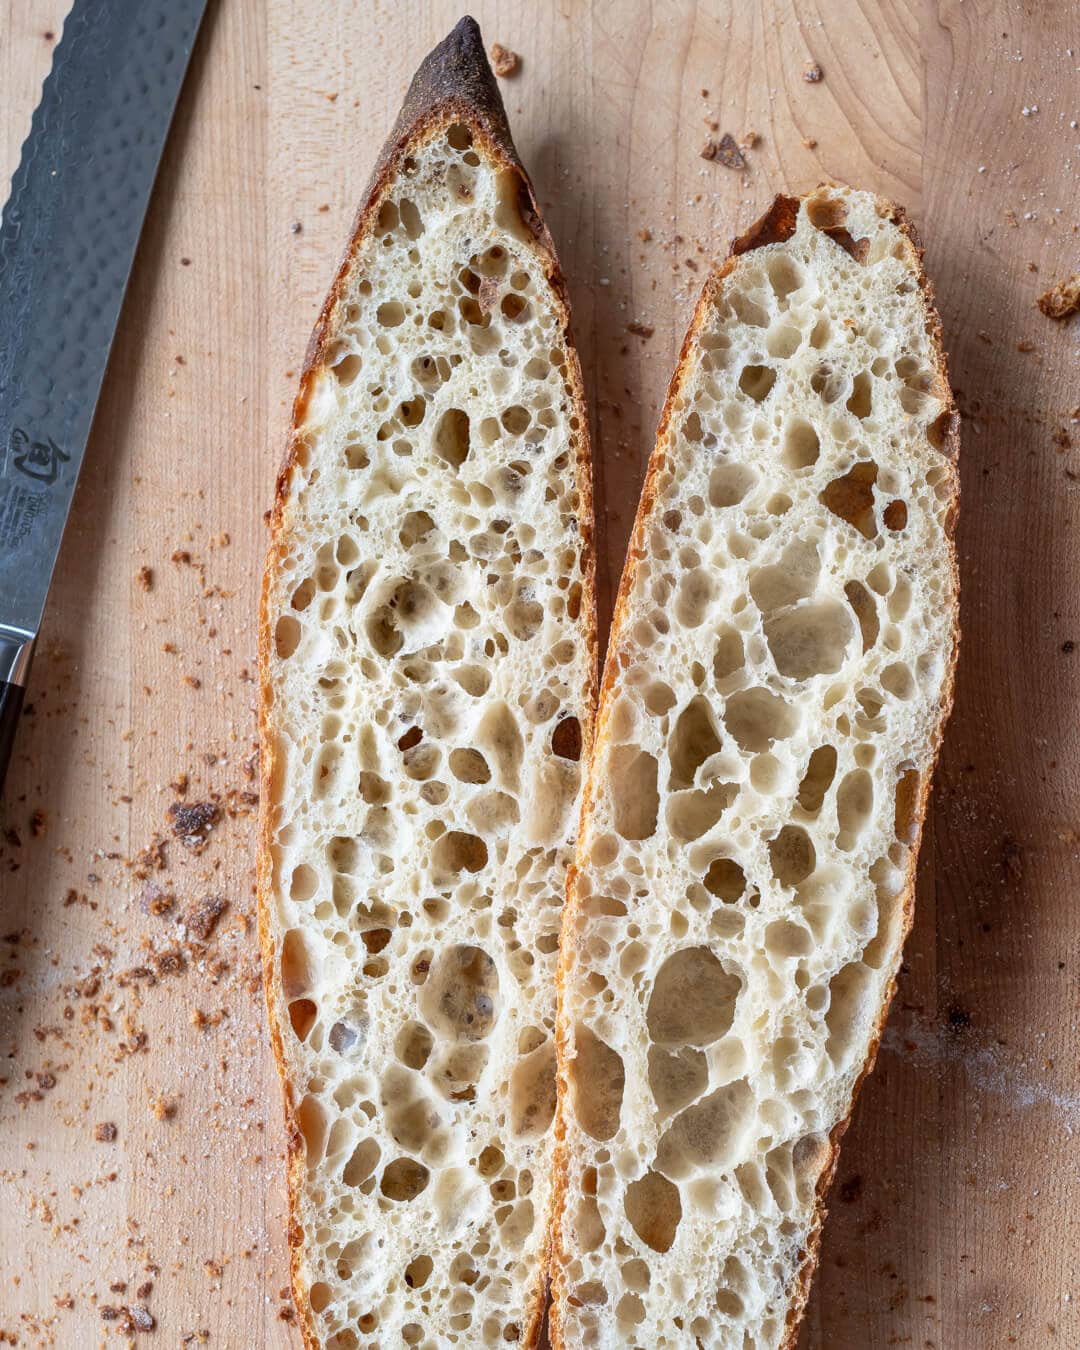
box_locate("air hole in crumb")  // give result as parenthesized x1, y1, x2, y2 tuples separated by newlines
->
(290, 863, 318, 901)
(381, 1157, 430, 1201)
(847, 370, 872, 418)
(376, 301, 405, 327)
(309, 1282, 332, 1314)
(432, 830, 488, 875)
(668, 697, 724, 790)
(883, 499, 908, 531)
(820, 461, 878, 539)
(609, 746, 659, 840)
(738, 364, 776, 402)
(825, 963, 874, 1070)
(421, 944, 498, 1040)
(712, 628, 744, 684)
(552, 717, 582, 760)
(281, 929, 315, 998)
(709, 462, 758, 507)
(342, 1138, 379, 1187)
(405, 1254, 433, 1289)
(510, 1040, 557, 1138)
(434, 408, 471, 469)
(399, 510, 435, 548)
(449, 747, 490, 783)
(844, 580, 879, 652)
(836, 769, 874, 850)
(275, 615, 301, 659)
(647, 947, 740, 1045)
(447, 122, 473, 150)
(624, 1172, 683, 1253)
(894, 767, 921, 843)
(703, 857, 747, 903)
(765, 600, 854, 680)
(656, 1078, 754, 1175)
(649, 1045, 708, 1116)
(395, 1021, 434, 1070)
(668, 782, 736, 841)
(569, 1024, 625, 1141)
(881, 661, 915, 699)
(724, 687, 797, 753)
(768, 825, 816, 886)
(797, 746, 837, 813)
(288, 998, 317, 1041)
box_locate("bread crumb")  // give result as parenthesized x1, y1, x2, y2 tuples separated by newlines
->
(136, 566, 153, 592)
(149, 1093, 177, 1121)
(489, 43, 520, 78)
(803, 61, 823, 82)
(738, 130, 761, 150)
(626, 322, 655, 339)
(182, 893, 228, 943)
(167, 800, 220, 850)
(801, 135, 818, 149)
(637, 227, 652, 243)
(1037, 273, 1080, 321)
(701, 133, 745, 169)
(93, 1121, 117, 1142)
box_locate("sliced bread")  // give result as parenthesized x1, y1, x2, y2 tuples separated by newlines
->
(550, 186, 959, 1349)
(258, 19, 595, 1349)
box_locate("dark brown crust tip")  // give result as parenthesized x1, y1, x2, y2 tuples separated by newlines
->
(550, 188, 959, 1350)
(730, 193, 801, 255)
(259, 18, 594, 1350)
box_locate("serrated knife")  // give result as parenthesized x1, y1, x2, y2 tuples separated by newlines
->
(0, 0, 209, 796)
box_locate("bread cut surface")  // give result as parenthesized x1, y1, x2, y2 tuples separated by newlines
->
(550, 187, 958, 1349)
(258, 20, 594, 1349)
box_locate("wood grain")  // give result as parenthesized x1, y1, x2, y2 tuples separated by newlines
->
(0, 2, 1076, 1346)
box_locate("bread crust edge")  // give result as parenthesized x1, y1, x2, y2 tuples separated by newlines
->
(257, 17, 597, 1350)
(548, 186, 960, 1350)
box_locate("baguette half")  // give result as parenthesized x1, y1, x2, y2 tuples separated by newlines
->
(550, 187, 959, 1349)
(258, 20, 595, 1348)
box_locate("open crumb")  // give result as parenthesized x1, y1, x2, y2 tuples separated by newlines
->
(489, 42, 519, 78)
(1037, 273, 1080, 321)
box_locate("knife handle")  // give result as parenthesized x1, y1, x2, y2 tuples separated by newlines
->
(0, 679, 25, 799)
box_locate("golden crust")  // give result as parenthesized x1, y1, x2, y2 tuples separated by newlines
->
(549, 187, 959, 1350)
(257, 18, 596, 1350)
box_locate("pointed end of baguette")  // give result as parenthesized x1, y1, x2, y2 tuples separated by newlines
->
(384, 14, 520, 173)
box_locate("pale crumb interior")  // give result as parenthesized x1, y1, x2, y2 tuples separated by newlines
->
(264, 118, 591, 1349)
(554, 188, 957, 1350)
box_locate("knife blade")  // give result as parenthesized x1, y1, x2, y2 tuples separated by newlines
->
(0, 0, 208, 795)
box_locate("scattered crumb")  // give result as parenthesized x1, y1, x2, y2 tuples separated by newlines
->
(93, 1121, 117, 1143)
(801, 136, 818, 149)
(166, 800, 220, 850)
(637, 227, 652, 243)
(738, 130, 761, 150)
(140, 883, 175, 918)
(1016, 339, 1036, 353)
(803, 61, 823, 83)
(700, 133, 745, 170)
(136, 566, 153, 592)
(626, 322, 655, 339)
(1037, 274, 1080, 321)
(489, 42, 520, 78)
(182, 893, 228, 943)
(149, 1093, 178, 1121)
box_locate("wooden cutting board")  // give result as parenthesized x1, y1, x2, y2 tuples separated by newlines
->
(1, 2, 1077, 1346)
